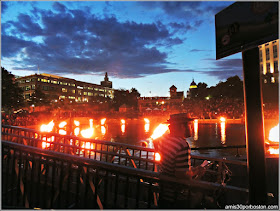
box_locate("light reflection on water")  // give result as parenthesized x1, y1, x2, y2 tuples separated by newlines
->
(92, 120, 247, 158)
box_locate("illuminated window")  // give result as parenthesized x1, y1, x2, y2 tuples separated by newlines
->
(271, 77, 275, 83)
(68, 96, 75, 99)
(84, 92, 88, 95)
(60, 96, 65, 99)
(71, 83, 75, 87)
(88, 92, 93, 96)
(38, 78, 41, 81)
(259, 50, 263, 62)
(26, 79, 30, 83)
(41, 79, 48, 83)
(77, 86, 83, 89)
(266, 48, 270, 60)
(264, 79, 267, 83)
(62, 88, 67, 92)
(51, 80, 58, 84)
(273, 45, 278, 58)
(62, 82, 67, 86)
(71, 90, 75, 94)
(88, 87, 93, 90)
(274, 61, 279, 73)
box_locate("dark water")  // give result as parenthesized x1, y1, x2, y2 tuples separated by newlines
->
(93, 120, 247, 159)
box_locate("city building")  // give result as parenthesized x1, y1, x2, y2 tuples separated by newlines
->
(186, 79, 198, 99)
(16, 72, 114, 103)
(259, 39, 279, 104)
(138, 85, 184, 112)
(259, 39, 279, 84)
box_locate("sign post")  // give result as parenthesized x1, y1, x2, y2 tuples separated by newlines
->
(215, 1, 278, 205)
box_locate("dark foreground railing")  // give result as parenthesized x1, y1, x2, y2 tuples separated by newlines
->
(2, 125, 249, 187)
(2, 140, 249, 209)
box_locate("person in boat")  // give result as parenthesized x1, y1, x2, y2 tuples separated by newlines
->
(153, 113, 205, 208)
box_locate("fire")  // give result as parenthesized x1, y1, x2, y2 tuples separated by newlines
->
(194, 119, 198, 141)
(144, 118, 150, 124)
(40, 120, 54, 132)
(101, 118, 106, 125)
(150, 123, 169, 140)
(59, 121, 67, 128)
(268, 124, 279, 143)
(101, 126, 106, 135)
(220, 117, 226, 122)
(81, 119, 94, 138)
(155, 152, 161, 161)
(74, 120, 80, 126)
(121, 119, 125, 124)
(267, 124, 279, 155)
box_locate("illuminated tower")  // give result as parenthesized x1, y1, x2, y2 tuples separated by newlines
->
(187, 79, 198, 99)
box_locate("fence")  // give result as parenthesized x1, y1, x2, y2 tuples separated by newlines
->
(2, 140, 249, 209)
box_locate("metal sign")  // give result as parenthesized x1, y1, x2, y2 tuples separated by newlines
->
(215, 2, 278, 60)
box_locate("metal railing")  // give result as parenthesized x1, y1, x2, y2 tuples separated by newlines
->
(2, 125, 158, 171)
(2, 140, 249, 209)
(2, 125, 250, 187)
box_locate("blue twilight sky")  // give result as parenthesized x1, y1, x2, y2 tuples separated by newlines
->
(1, 0, 243, 97)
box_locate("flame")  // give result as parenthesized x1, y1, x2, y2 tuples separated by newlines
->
(59, 121, 67, 128)
(267, 124, 279, 155)
(121, 119, 125, 124)
(268, 124, 279, 143)
(220, 117, 226, 122)
(74, 120, 80, 126)
(150, 123, 169, 140)
(80, 119, 94, 138)
(101, 118, 106, 125)
(144, 118, 150, 124)
(40, 120, 54, 132)
(121, 124, 126, 134)
(155, 152, 161, 161)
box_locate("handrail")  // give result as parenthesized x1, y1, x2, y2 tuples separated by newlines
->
(2, 140, 248, 193)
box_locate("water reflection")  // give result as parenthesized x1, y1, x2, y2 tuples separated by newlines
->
(220, 122, 226, 144)
(144, 118, 150, 133)
(194, 120, 198, 141)
(121, 119, 126, 134)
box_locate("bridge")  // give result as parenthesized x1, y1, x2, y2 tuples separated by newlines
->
(1, 124, 269, 209)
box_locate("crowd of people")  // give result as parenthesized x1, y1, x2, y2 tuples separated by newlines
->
(182, 98, 244, 119)
(2, 98, 278, 126)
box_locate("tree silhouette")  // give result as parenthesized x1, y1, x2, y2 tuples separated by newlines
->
(1, 67, 24, 112)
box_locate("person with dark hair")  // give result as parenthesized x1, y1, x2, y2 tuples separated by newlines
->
(154, 113, 206, 208)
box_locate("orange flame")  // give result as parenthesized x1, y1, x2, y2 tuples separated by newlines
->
(40, 120, 54, 132)
(220, 117, 226, 122)
(59, 121, 67, 128)
(81, 119, 94, 138)
(155, 152, 161, 161)
(268, 124, 279, 155)
(101, 118, 106, 125)
(144, 118, 150, 133)
(150, 123, 169, 140)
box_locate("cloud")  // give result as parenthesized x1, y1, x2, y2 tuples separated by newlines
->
(1, 1, 8, 13)
(200, 58, 243, 80)
(2, 3, 187, 78)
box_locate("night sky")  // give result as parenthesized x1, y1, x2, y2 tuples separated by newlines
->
(1, 1, 243, 97)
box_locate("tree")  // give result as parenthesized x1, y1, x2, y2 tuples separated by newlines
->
(1, 67, 24, 112)
(28, 86, 50, 107)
